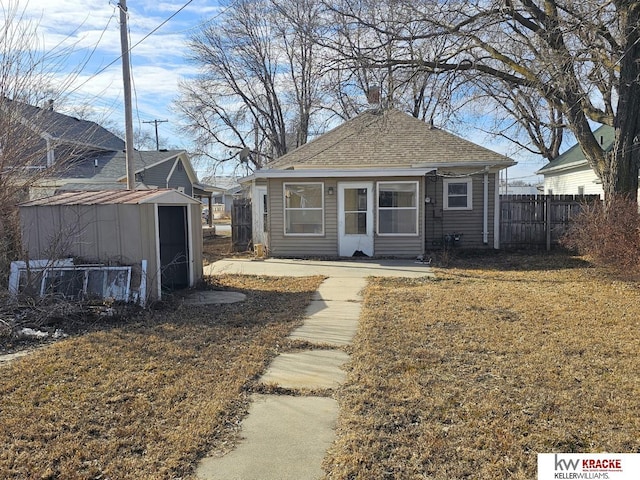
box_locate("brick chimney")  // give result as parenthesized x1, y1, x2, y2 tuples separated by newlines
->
(365, 86, 380, 105)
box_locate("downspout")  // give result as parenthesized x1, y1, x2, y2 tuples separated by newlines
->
(494, 172, 501, 249)
(483, 169, 489, 245)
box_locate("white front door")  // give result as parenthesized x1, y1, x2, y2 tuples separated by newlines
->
(338, 182, 374, 257)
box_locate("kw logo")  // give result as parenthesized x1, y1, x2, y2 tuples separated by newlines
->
(555, 454, 581, 471)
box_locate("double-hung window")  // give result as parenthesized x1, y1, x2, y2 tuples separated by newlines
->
(284, 183, 324, 235)
(443, 178, 472, 210)
(377, 181, 418, 235)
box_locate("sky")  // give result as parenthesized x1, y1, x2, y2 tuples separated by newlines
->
(16, 0, 548, 183)
(18, 0, 220, 153)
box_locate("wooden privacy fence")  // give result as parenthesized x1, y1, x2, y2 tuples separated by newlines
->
(231, 198, 252, 252)
(500, 194, 601, 250)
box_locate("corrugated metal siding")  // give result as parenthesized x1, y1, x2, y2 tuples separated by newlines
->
(425, 173, 496, 248)
(188, 204, 204, 281)
(19, 200, 202, 299)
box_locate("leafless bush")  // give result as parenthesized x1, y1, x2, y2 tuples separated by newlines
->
(560, 195, 640, 273)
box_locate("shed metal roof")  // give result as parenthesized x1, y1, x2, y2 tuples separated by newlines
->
(19, 189, 200, 207)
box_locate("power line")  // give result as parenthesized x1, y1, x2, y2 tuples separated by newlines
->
(67, 0, 199, 98)
(142, 119, 169, 150)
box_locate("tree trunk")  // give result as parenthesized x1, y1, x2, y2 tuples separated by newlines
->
(607, 1, 640, 203)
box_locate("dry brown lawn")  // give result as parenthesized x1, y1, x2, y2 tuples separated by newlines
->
(324, 253, 640, 480)
(0, 275, 323, 479)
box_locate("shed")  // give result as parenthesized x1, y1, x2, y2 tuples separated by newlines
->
(18, 189, 203, 302)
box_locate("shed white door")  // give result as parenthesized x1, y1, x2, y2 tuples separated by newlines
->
(252, 186, 268, 248)
(338, 182, 374, 257)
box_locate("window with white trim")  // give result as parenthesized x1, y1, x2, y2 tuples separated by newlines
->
(443, 178, 472, 210)
(377, 181, 418, 235)
(284, 183, 324, 235)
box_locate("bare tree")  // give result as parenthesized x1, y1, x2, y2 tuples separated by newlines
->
(0, 1, 98, 285)
(319, 0, 465, 125)
(176, 0, 325, 173)
(329, 0, 640, 200)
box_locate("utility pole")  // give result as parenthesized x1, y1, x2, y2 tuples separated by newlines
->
(119, 0, 135, 190)
(142, 119, 168, 150)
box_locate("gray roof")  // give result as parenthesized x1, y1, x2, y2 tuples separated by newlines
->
(537, 125, 614, 174)
(200, 175, 242, 192)
(4, 98, 125, 151)
(268, 108, 514, 169)
(64, 150, 188, 181)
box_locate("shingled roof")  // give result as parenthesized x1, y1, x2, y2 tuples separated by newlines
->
(268, 108, 514, 170)
(64, 149, 193, 182)
(537, 125, 614, 174)
(2, 97, 125, 151)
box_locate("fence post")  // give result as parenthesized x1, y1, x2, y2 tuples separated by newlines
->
(545, 195, 552, 251)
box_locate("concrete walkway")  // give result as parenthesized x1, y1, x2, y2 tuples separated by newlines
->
(196, 259, 432, 480)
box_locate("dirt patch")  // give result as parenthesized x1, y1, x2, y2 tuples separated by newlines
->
(323, 253, 640, 480)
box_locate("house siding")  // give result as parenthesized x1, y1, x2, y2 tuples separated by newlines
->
(267, 176, 425, 257)
(424, 172, 497, 249)
(371, 177, 424, 257)
(543, 166, 604, 197)
(141, 157, 193, 196)
(268, 178, 338, 257)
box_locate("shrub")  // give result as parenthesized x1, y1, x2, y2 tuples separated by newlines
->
(560, 195, 640, 272)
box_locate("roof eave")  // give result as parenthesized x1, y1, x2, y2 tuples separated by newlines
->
(242, 167, 438, 182)
(536, 159, 589, 175)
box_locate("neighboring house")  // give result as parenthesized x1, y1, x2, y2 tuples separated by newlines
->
(242, 108, 515, 257)
(537, 125, 614, 197)
(499, 183, 543, 195)
(2, 98, 198, 199)
(200, 176, 244, 215)
(35, 149, 199, 199)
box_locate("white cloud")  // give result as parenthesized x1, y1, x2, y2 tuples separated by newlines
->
(14, 0, 222, 151)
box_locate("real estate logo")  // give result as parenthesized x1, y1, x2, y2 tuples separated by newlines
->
(538, 453, 640, 480)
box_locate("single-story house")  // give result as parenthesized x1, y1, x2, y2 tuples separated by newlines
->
(242, 107, 515, 257)
(536, 125, 613, 197)
(2, 98, 199, 199)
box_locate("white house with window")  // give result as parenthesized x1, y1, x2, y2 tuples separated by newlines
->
(242, 108, 515, 257)
(537, 124, 613, 197)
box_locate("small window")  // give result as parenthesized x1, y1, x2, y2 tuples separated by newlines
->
(577, 186, 585, 195)
(377, 181, 418, 235)
(284, 183, 324, 235)
(443, 178, 472, 210)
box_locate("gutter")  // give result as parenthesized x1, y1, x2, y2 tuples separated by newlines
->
(242, 167, 437, 182)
